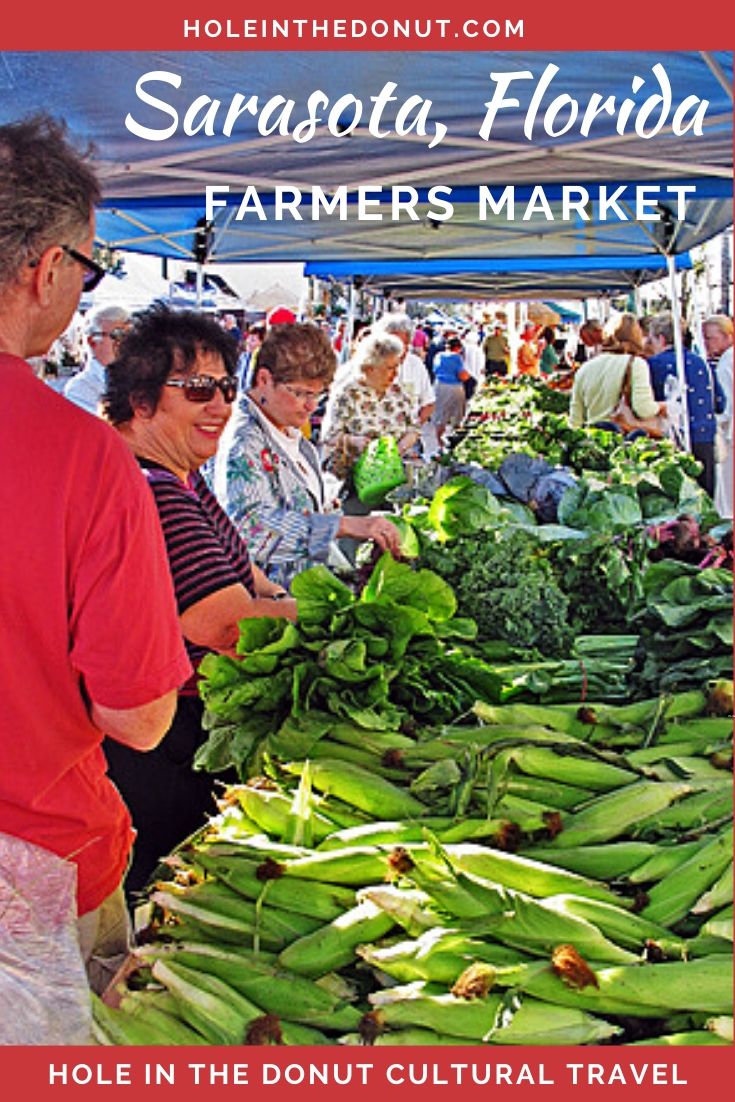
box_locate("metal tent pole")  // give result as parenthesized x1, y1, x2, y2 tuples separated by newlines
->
(667, 254, 692, 453)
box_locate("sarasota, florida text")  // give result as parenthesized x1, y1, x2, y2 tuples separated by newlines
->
(125, 62, 708, 148)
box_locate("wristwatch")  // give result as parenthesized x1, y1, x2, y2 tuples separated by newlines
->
(271, 590, 289, 601)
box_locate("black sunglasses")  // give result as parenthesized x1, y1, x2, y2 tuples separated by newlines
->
(61, 245, 107, 291)
(165, 374, 238, 404)
(28, 244, 107, 292)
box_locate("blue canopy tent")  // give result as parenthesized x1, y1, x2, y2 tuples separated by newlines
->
(91, 177, 730, 269)
(0, 49, 730, 265)
(303, 254, 694, 301)
(1, 49, 731, 443)
(544, 302, 583, 324)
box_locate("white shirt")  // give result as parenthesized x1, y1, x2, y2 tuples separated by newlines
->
(715, 346, 733, 443)
(463, 341, 485, 382)
(269, 422, 325, 507)
(63, 358, 106, 416)
(399, 351, 435, 414)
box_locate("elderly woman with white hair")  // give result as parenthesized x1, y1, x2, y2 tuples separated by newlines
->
(64, 303, 130, 414)
(376, 313, 436, 424)
(321, 331, 422, 483)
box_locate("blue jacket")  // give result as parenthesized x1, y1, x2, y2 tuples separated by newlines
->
(648, 347, 725, 443)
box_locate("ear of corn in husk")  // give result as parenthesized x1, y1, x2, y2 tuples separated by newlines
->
(497, 954, 733, 1016)
(457, 886, 638, 964)
(356, 927, 531, 985)
(284, 758, 426, 818)
(278, 843, 403, 886)
(544, 781, 691, 847)
(503, 744, 638, 792)
(444, 843, 626, 905)
(640, 828, 732, 927)
(91, 992, 208, 1045)
(151, 958, 265, 1044)
(541, 894, 684, 954)
(277, 898, 395, 977)
(691, 860, 733, 914)
(632, 782, 731, 833)
(367, 982, 620, 1044)
(189, 850, 356, 920)
(138, 941, 361, 1030)
(625, 840, 703, 884)
(503, 774, 595, 810)
(519, 841, 659, 880)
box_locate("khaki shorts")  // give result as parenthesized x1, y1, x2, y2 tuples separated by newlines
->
(77, 884, 132, 995)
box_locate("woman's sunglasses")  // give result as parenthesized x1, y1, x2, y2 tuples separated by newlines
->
(165, 374, 238, 404)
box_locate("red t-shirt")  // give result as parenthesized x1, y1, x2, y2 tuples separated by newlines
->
(0, 355, 192, 914)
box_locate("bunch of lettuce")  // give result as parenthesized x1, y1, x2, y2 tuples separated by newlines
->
(632, 560, 733, 694)
(195, 555, 499, 778)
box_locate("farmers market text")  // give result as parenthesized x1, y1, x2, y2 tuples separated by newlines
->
(204, 183, 697, 223)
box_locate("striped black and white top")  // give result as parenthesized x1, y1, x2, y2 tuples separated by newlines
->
(139, 460, 256, 688)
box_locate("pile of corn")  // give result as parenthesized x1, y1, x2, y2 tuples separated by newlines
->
(93, 687, 733, 1047)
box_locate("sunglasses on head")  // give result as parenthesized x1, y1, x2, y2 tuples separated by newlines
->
(165, 374, 238, 404)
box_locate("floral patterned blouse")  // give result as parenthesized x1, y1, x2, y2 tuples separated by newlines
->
(321, 374, 420, 479)
(209, 395, 342, 589)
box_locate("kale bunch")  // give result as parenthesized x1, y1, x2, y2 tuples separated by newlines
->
(420, 530, 573, 656)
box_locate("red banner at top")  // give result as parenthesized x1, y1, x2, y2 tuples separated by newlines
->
(1, 1, 729, 49)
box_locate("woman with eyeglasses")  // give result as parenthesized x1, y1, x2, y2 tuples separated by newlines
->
(102, 305, 296, 900)
(211, 322, 401, 588)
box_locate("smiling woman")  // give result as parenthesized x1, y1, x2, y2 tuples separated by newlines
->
(101, 305, 298, 900)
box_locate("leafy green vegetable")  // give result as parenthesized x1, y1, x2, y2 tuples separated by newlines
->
(633, 561, 733, 695)
(425, 476, 501, 542)
(362, 554, 457, 622)
(290, 566, 355, 626)
(419, 530, 573, 657)
(558, 480, 643, 533)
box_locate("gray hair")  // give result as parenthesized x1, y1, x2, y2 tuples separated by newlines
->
(0, 114, 100, 290)
(648, 312, 677, 347)
(352, 332, 404, 372)
(377, 312, 414, 339)
(86, 304, 130, 333)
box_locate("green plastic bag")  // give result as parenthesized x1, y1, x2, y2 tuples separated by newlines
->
(353, 436, 407, 506)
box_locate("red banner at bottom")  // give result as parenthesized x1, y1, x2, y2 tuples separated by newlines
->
(4, 1045, 734, 1102)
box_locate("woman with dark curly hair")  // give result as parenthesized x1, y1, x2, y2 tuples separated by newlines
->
(103, 305, 296, 900)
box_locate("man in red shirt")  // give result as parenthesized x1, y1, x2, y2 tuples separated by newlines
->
(0, 116, 191, 1038)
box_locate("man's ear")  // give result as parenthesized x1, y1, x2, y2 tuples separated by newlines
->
(30, 245, 66, 307)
